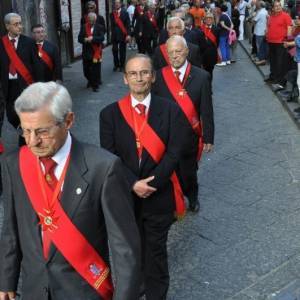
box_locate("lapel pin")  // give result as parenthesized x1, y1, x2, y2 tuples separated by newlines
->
(76, 188, 82, 195)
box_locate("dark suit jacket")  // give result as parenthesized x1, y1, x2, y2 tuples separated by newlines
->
(202, 25, 219, 69)
(184, 28, 208, 55)
(80, 14, 106, 34)
(152, 65, 214, 151)
(78, 23, 105, 61)
(0, 138, 141, 300)
(99, 95, 185, 215)
(35, 40, 62, 82)
(153, 41, 202, 70)
(0, 34, 40, 100)
(110, 9, 131, 42)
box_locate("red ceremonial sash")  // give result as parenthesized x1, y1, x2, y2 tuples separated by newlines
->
(38, 45, 54, 71)
(159, 44, 170, 65)
(85, 23, 102, 63)
(146, 11, 159, 32)
(162, 64, 204, 160)
(118, 95, 186, 218)
(201, 25, 217, 47)
(2, 35, 34, 85)
(136, 5, 144, 16)
(113, 11, 128, 37)
(19, 146, 114, 299)
(0, 141, 4, 154)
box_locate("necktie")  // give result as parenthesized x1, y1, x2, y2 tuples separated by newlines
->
(135, 104, 146, 158)
(40, 157, 58, 191)
(136, 103, 146, 116)
(39, 157, 57, 258)
(9, 39, 17, 76)
(174, 70, 181, 83)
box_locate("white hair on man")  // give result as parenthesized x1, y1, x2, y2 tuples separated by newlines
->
(166, 34, 188, 49)
(4, 13, 21, 25)
(167, 17, 185, 31)
(15, 82, 72, 123)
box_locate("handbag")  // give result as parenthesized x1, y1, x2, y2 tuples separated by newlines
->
(228, 29, 237, 45)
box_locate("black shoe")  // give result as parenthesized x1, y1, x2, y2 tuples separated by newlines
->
(264, 77, 274, 83)
(189, 200, 200, 213)
(113, 66, 118, 72)
(92, 87, 99, 92)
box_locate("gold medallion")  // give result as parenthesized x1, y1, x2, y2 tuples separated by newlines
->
(46, 174, 52, 183)
(44, 216, 53, 226)
(136, 140, 140, 148)
(178, 89, 185, 97)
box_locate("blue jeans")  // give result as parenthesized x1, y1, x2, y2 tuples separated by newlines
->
(256, 35, 267, 60)
(219, 35, 231, 62)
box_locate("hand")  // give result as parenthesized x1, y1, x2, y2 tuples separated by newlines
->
(0, 291, 16, 300)
(125, 35, 131, 43)
(203, 143, 213, 153)
(283, 42, 288, 48)
(133, 176, 157, 198)
(139, 32, 142, 37)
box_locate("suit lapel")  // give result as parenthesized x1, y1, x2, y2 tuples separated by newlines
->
(184, 66, 195, 90)
(139, 95, 163, 171)
(47, 138, 89, 261)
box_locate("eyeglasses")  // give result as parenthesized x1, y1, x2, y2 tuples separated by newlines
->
(17, 123, 62, 139)
(125, 70, 152, 79)
(10, 22, 22, 27)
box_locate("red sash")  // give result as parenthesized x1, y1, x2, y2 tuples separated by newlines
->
(159, 44, 170, 65)
(38, 45, 54, 71)
(2, 35, 34, 85)
(146, 11, 159, 32)
(85, 23, 102, 63)
(162, 64, 204, 160)
(201, 25, 217, 47)
(0, 141, 4, 154)
(136, 5, 144, 16)
(118, 95, 186, 218)
(19, 146, 113, 299)
(113, 11, 128, 37)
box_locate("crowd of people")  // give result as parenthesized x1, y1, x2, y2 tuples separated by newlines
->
(0, 0, 298, 299)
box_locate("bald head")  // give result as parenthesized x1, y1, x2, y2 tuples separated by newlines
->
(166, 35, 189, 69)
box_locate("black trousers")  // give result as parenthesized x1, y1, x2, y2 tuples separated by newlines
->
(82, 59, 101, 88)
(268, 43, 289, 85)
(137, 211, 175, 300)
(177, 149, 198, 204)
(112, 41, 127, 68)
(6, 80, 22, 129)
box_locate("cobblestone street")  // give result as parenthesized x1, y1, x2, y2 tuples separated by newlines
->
(2, 45, 300, 299)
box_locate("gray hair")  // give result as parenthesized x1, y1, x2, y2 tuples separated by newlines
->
(125, 53, 154, 72)
(4, 13, 21, 25)
(88, 12, 97, 19)
(167, 17, 185, 31)
(166, 35, 188, 48)
(15, 82, 72, 123)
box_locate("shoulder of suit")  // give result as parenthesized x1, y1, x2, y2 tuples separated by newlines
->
(100, 101, 120, 116)
(190, 65, 211, 79)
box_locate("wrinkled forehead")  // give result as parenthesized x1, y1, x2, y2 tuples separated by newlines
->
(9, 16, 21, 24)
(126, 57, 152, 72)
(168, 20, 182, 28)
(167, 39, 186, 51)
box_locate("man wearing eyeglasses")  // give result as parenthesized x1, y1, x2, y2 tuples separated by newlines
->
(152, 35, 214, 213)
(100, 54, 187, 300)
(31, 24, 62, 83)
(0, 13, 39, 133)
(0, 82, 141, 300)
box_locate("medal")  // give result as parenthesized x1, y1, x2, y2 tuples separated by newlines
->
(178, 89, 186, 97)
(38, 51, 42, 57)
(38, 207, 59, 232)
(136, 139, 141, 148)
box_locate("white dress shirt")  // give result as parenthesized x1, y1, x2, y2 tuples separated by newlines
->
(171, 60, 188, 82)
(131, 93, 151, 115)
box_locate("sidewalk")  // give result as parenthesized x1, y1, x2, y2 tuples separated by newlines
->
(239, 39, 300, 129)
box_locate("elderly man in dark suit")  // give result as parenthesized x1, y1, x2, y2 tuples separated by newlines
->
(152, 35, 214, 212)
(78, 12, 105, 92)
(100, 54, 186, 300)
(31, 24, 63, 82)
(0, 13, 39, 130)
(0, 82, 141, 300)
(153, 16, 203, 70)
(110, 0, 131, 72)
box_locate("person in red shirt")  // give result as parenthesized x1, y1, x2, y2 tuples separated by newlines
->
(265, 0, 292, 87)
(189, 0, 206, 28)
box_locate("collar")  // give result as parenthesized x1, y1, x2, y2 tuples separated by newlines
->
(131, 93, 151, 114)
(8, 34, 19, 41)
(51, 132, 72, 166)
(36, 41, 44, 46)
(171, 60, 188, 78)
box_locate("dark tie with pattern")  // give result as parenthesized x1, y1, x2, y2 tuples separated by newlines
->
(174, 70, 181, 83)
(9, 39, 17, 76)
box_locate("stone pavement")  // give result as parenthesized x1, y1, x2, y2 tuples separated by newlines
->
(2, 45, 300, 299)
